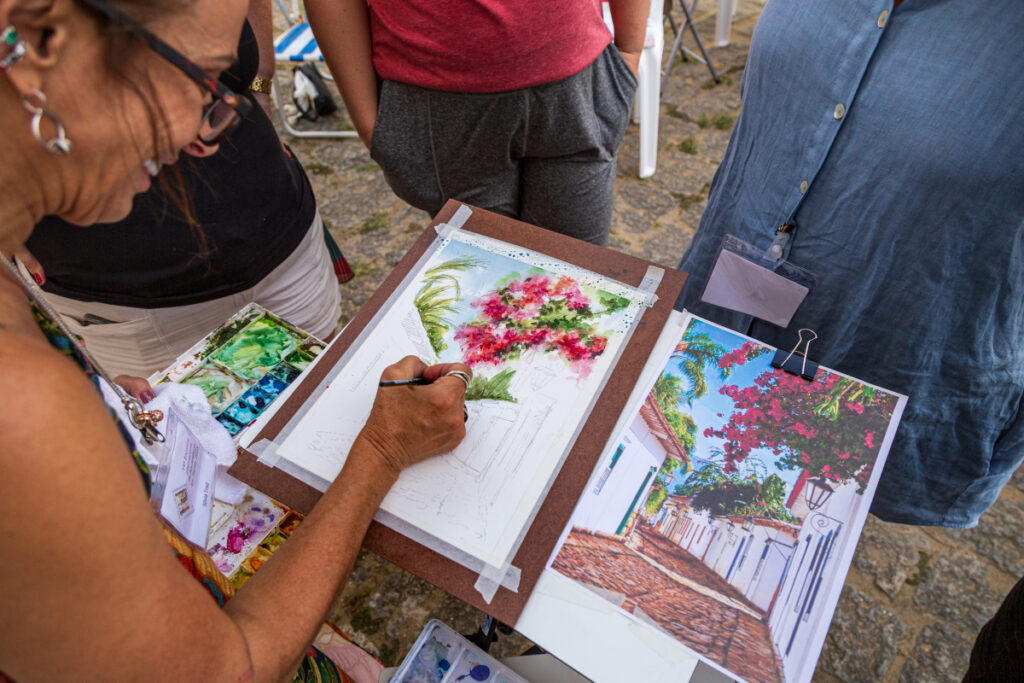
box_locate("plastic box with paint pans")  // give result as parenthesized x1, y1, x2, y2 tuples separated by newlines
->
(390, 620, 528, 683)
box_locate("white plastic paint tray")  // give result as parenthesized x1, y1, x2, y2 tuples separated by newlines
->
(391, 620, 530, 683)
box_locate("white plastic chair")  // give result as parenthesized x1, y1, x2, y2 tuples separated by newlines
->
(603, 0, 664, 178)
(715, 0, 737, 46)
(272, 4, 358, 139)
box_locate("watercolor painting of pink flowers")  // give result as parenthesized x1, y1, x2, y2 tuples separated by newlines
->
(454, 273, 628, 381)
(410, 238, 638, 404)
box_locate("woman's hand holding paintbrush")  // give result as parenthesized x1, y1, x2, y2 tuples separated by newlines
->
(358, 356, 473, 479)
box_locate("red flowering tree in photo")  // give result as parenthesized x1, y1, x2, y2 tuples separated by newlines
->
(454, 273, 628, 379)
(705, 370, 898, 493)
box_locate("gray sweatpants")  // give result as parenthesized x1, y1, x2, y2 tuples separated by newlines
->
(369, 44, 638, 245)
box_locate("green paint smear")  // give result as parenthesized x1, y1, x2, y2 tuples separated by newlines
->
(181, 363, 246, 411)
(465, 368, 518, 403)
(213, 317, 302, 379)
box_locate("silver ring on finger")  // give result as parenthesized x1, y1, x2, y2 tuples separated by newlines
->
(444, 370, 472, 391)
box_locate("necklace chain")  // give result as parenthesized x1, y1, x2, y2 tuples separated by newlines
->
(0, 252, 165, 443)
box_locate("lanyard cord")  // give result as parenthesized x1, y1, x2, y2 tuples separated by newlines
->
(0, 252, 165, 444)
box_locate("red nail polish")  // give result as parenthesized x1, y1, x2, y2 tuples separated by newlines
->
(32, 272, 43, 286)
(140, 390, 156, 404)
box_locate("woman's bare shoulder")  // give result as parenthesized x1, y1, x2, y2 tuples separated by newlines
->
(0, 316, 94, 433)
(0, 287, 144, 511)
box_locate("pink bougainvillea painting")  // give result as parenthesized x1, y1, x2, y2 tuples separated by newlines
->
(275, 229, 648, 568)
(413, 237, 638, 403)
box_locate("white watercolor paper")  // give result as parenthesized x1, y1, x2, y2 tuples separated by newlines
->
(276, 230, 647, 568)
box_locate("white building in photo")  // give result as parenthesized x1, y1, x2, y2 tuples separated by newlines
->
(573, 394, 690, 536)
(768, 471, 864, 677)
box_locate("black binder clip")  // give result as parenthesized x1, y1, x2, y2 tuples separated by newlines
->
(771, 328, 819, 381)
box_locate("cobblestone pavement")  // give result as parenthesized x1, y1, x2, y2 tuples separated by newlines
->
(274, 2, 1019, 679)
(552, 528, 782, 683)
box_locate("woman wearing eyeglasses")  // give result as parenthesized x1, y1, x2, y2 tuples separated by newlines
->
(0, 0, 470, 680)
(18, 3, 345, 380)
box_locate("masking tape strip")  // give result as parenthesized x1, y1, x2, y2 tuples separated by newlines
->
(475, 561, 523, 605)
(434, 203, 473, 237)
(638, 265, 664, 307)
(250, 438, 282, 468)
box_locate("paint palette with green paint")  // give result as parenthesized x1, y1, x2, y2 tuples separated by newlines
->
(180, 362, 248, 412)
(212, 316, 306, 380)
(155, 304, 324, 440)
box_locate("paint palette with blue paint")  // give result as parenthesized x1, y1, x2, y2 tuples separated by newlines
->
(391, 620, 528, 683)
(240, 386, 273, 413)
(222, 398, 259, 426)
(256, 373, 289, 398)
(153, 304, 325, 441)
(216, 414, 244, 436)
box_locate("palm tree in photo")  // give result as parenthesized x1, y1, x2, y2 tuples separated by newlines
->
(670, 329, 728, 402)
(414, 255, 485, 355)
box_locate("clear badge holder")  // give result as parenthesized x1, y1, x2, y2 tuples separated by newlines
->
(148, 407, 218, 547)
(700, 231, 818, 328)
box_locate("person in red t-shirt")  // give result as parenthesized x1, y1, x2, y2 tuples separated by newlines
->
(305, 0, 649, 245)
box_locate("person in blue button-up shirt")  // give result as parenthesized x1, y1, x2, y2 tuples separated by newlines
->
(677, 0, 1024, 528)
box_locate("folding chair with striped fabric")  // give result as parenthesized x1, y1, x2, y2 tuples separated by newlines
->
(272, 19, 358, 139)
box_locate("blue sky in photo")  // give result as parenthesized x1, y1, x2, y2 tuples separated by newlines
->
(662, 319, 803, 492)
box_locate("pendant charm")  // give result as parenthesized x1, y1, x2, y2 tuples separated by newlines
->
(126, 401, 165, 445)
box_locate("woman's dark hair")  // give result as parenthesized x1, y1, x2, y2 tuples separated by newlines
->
(83, 0, 208, 255)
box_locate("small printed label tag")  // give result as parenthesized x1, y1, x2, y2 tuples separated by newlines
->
(701, 248, 809, 327)
(156, 409, 217, 546)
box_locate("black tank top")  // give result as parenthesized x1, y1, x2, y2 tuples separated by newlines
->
(27, 20, 317, 308)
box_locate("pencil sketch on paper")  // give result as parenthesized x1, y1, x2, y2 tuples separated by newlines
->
(551, 316, 905, 683)
(275, 230, 647, 567)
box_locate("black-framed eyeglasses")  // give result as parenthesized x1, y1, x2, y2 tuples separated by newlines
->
(78, 0, 251, 144)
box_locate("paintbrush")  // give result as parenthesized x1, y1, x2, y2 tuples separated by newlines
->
(378, 377, 431, 387)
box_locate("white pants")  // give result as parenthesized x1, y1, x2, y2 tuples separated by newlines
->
(40, 211, 342, 379)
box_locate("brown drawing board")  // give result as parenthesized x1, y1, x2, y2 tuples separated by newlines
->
(229, 200, 687, 624)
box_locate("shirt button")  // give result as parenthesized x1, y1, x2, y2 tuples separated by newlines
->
(878, 9, 889, 28)
(800, 180, 809, 194)
(834, 103, 846, 120)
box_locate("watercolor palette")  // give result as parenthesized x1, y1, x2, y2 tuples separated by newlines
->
(151, 304, 324, 439)
(391, 620, 527, 683)
(205, 489, 304, 588)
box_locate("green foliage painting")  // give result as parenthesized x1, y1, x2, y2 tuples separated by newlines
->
(413, 256, 485, 355)
(645, 484, 668, 515)
(464, 368, 518, 403)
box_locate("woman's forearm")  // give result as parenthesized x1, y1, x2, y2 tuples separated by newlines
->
(222, 356, 468, 681)
(305, 0, 379, 146)
(223, 439, 398, 682)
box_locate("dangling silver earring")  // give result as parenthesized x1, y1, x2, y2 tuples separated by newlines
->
(22, 89, 72, 156)
(0, 25, 27, 71)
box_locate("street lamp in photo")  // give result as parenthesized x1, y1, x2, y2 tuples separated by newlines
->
(805, 477, 835, 511)
(724, 518, 736, 538)
(741, 516, 755, 533)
